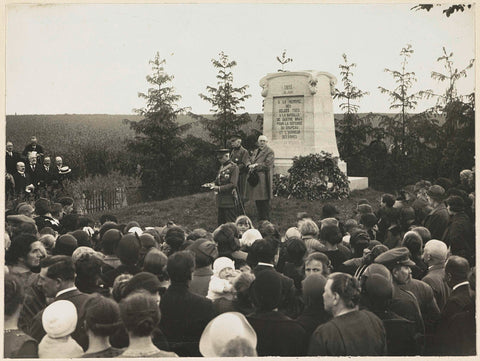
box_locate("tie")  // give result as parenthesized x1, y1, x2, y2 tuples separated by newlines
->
(8, 152, 12, 157)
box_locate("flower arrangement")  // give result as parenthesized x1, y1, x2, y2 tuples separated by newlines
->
(273, 152, 350, 200)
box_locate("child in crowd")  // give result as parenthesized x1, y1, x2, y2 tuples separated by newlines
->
(38, 300, 83, 358)
(207, 257, 239, 301)
(235, 215, 254, 237)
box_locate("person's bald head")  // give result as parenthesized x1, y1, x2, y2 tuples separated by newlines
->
(423, 240, 448, 266)
(445, 255, 470, 288)
(55, 156, 63, 167)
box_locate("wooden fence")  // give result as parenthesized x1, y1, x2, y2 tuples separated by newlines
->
(79, 187, 128, 214)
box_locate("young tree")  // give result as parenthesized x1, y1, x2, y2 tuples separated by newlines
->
(196, 51, 251, 147)
(276, 49, 293, 72)
(378, 44, 430, 155)
(125, 52, 190, 200)
(428, 48, 475, 179)
(333, 54, 371, 175)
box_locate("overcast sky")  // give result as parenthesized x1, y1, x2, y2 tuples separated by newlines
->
(6, 3, 475, 115)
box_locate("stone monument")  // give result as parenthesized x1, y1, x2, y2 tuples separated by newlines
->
(259, 70, 368, 190)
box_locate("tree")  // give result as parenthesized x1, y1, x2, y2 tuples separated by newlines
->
(125, 52, 190, 200)
(427, 48, 475, 180)
(378, 44, 430, 155)
(276, 49, 293, 72)
(196, 51, 251, 147)
(333, 54, 371, 175)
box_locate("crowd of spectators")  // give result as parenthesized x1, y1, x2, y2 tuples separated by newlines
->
(3, 168, 476, 357)
(5, 137, 72, 205)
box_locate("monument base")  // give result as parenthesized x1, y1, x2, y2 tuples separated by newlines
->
(349, 176, 369, 191)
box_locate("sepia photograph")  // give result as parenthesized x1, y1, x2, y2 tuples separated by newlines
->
(3, 1, 476, 358)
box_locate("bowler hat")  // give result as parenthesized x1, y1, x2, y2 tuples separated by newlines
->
(374, 247, 415, 269)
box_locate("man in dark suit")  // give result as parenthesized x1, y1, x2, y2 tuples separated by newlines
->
(422, 240, 451, 310)
(309, 272, 387, 356)
(22, 135, 44, 160)
(435, 255, 475, 355)
(423, 185, 449, 241)
(249, 238, 299, 318)
(28, 256, 89, 350)
(247, 269, 307, 356)
(12, 161, 34, 199)
(6, 141, 22, 174)
(160, 251, 216, 357)
(229, 134, 250, 203)
(246, 135, 274, 221)
(25, 153, 43, 189)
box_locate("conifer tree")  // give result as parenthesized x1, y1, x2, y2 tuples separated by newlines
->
(378, 44, 429, 155)
(197, 51, 251, 147)
(126, 52, 190, 200)
(333, 54, 370, 171)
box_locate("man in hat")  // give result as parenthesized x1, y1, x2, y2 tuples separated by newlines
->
(229, 134, 250, 203)
(308, 272, 387, 356)
(205, 149, 239, 225)
(246, 135, 274, 221)
(375, 247, 440, 339)
(442, 196, 474, 264)
(423, 185, 449, 241)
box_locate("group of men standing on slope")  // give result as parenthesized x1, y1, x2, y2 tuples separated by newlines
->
(206, 134, 274, 225)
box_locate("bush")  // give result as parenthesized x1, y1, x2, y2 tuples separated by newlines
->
(62, 172, 141, 211)
(273, 152, 350, 200)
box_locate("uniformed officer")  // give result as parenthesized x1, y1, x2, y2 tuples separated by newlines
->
(204, 149, 240, 225)
(229, 134, 250, 203)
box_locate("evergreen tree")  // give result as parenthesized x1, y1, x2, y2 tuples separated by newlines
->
(378, 44, 430, 155)
(125, 52, 190, 200)
(196, 51, 251, 147)
(428, 48, 475, 179)
(333, 54, 370, 175)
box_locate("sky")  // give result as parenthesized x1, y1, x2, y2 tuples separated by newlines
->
(6, 3, 476, 115)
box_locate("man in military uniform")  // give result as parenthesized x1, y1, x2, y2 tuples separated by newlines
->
(229, 134, 250, 203)
(205, 149, 239, 225)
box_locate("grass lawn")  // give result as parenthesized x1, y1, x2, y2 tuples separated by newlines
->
(92, 188, 384, 233)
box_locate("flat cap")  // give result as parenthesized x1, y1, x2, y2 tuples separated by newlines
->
(427, 185, 445, 200)
(374, 247, 415, 269)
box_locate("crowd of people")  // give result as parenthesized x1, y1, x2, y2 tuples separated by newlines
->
(5, 136, 72, 206)
(3, 163, 476, 357)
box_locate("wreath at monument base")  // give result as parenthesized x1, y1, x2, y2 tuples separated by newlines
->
(273, 152, 350, 200)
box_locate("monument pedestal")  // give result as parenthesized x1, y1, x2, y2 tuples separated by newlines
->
(260, 70, 368, 191)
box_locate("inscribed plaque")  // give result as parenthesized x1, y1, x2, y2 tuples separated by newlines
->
(272, 96, 304, 141)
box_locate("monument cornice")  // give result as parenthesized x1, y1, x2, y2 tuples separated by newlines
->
(260, 71, 337, 97)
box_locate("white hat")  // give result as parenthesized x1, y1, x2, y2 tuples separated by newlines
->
(42, 300, 77, 338)
(58, 166, 72, 175)
(199, 312, 257, 357)
(127, 226, 143, 236)
(213, 257, 235, 275)
(240, 229, 262, 248)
